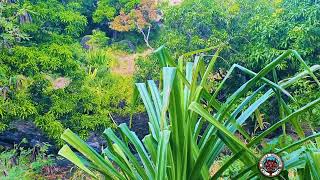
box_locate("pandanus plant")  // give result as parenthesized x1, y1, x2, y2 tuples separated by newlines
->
(59, 45, 320, 179)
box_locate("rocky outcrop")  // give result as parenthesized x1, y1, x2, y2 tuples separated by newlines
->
(0, 113, 150, 154)
(0, 121, 55, 152)
(80, 36, 92, 50)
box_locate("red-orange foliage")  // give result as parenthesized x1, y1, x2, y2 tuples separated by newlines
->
(110, 0, 159, 32)
(110, 11, 134, 32)
(110, 0, 159, 49)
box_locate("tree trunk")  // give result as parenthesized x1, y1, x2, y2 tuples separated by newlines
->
(136, 23, 153, 50)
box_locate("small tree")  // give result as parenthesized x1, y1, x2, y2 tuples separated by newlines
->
(110, 0, 159, 49)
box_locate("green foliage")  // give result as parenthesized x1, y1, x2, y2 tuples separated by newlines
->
(157, 0, 230, 55)
(84, 29, 110, 50)
(93, 0, 141, 23)
(86, 49, 112, 68)
(27, 0, 87, 37)
(0, 140, 54, 179)
(210, 155, 244, 177)
(59, 46, 320, 179)
(289, 76, 320, 128)
(237, 0, 320, 70)
(104, 74, 137, 115)
(0, 0, 134, 143)
(157, 0, 320, 131)
(0, 2, 30, 48)
(2, 1, 320, 178)
(134, 55, 160, 82)
(158, 0, 320, 71)
(262, 134, 294, 153)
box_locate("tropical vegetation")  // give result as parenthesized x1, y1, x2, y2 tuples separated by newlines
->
(0, 0, 320, 179)
(59, 46, 320, 179)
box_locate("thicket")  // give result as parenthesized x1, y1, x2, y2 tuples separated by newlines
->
(158, 0, 320, 69)
(1, 0, 320, 178)
(59, 46, 320, 179)
(0, 0, 137, 143)
(0, 0, 320, 152)
(156, 0, 320, 129)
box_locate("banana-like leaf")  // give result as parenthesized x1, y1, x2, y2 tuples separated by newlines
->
(119, 124, 155, 179)
(162, 67, 176, 129)
(202, 85, 265, 165)
(136, 83, 160, 140)
(200, 48, 223, 87)
(189, 102, 256, 157)
(154, 46, 191, 88)
(214, 64, 294, 101)
(60, 129, 124, 179)
(143, 134, 158, 163)
(103, 146, 136, 179)
(306, 151, 320, 179)
(104, 128, 149, 179)
(58, 145, 97, 178)
(156, 130, 170, 180)
(148, 80, 162, 123)
(188, 134, 216, 180)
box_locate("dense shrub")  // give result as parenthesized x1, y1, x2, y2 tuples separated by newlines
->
(156, 0, 320, 129)
(157, 0, 320, 71)
(134, 55, 160, 82)
(0, 1, 135, 143)
(289, 77, 320, 128)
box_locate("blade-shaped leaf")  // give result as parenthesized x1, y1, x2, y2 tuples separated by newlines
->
(58, 145, 97, 178)
(156, 130, 170, 180)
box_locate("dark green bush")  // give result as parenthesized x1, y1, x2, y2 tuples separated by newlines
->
(134, 55, 160, 82)
(0, 0, 135, 143)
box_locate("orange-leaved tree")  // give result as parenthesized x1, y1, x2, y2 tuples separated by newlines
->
(110, 0, 160, 49)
